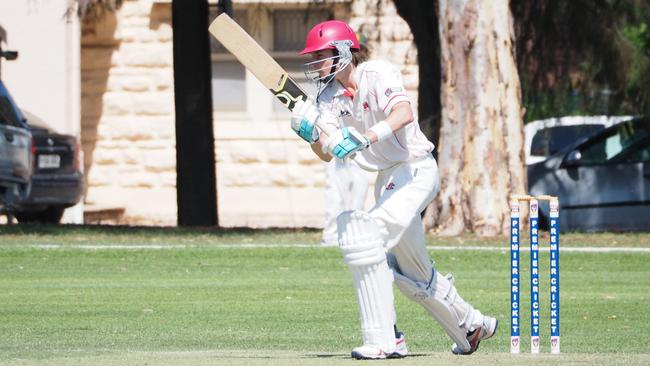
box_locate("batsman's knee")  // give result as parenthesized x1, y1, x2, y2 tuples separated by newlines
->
(337, 210, 386, 266)
(392, 266, 475, 352)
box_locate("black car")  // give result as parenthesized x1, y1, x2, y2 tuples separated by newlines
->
(14, 111, 83, 223)
(0, 79, 32, 211)
(528, 116, 650, 232)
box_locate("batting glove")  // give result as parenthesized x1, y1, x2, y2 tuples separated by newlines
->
(326, 126, 370, 159)
(290, 99, 320, 144)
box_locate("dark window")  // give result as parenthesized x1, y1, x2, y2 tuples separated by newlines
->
(580, 119, 650, 165)
(273, 10, 331, 52)
(0, 82, 22, 127)
(530, 124, 605, 157)
(622, 141, 650, 163)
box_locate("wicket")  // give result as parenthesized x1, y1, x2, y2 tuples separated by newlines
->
(509, 194, 560, 354)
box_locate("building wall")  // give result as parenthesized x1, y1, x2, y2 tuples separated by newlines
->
(0, 0, 80, 136)
(81, 1, 177, 225)
(0, 0, 83, 223)
(81, 0, 417, 227)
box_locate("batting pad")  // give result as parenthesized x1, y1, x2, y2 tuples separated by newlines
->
(393, 267, 482, 353)
(338, 210, 396, 353)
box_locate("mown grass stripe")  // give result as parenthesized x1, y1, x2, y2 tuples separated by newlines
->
(19, 243, 650, 253)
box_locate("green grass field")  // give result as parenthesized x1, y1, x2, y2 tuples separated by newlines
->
(1, 225, 649, 365)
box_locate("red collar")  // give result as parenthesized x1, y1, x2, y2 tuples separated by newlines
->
(343, 89, 355, 100)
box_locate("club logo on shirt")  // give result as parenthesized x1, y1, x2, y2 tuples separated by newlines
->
(339, 109, 352, 117)
(385, 182, 395, 191)
(384, 87, 403, 97)
(363, 102, 369, 111)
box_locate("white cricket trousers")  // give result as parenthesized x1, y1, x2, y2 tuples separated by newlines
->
(369, 154, 439, 284)
(322, 159, 372, 246)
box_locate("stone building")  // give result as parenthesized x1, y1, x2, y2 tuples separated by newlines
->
(4, 0, 418, 227)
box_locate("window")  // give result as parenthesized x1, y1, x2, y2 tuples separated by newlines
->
(530, 125, 604, 158)
(271, 10, 327, 113)
(579, 119, 650, 165)
(209, 8, 248, 112)
(0, 82, 22, 127)
(211, 61, 246, 111)
(209, 5, 333, 116)
(622, 141, 650, 163)
(273, 10, 329, 51)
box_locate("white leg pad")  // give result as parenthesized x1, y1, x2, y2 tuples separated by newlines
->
(338, 210, 396, 354)
(393, 267, 482, 353)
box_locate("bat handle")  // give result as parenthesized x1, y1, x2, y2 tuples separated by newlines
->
(315, 120, 338, 138)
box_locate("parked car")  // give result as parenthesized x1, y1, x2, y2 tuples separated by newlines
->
(13, 111, 83, 223)
(524, 115, 632, 165)
(528, 116, 650, 232)
(0, 78, 32, 211)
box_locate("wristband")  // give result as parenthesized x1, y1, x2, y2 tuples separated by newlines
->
(369, 121, 393, 143)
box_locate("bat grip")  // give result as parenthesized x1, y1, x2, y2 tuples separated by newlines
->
(315, 120, 338, 137)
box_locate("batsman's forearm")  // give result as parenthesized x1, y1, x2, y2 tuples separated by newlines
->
(364, 102, 414, 143)
(311, 140, 332, 162)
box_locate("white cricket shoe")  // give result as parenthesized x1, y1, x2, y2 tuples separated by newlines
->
(451, 316, 498, 355)
(394, 331, 408, 357)
(351, 332, 408, 359)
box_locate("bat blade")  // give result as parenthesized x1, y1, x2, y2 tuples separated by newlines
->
(208, 13, 306, 112)
(208, 13, 339, 139)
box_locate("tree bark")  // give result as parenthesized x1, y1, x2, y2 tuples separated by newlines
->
(424, 0, 526, 236)
(393, 0, 441, 151)
(76, 0, 123, 21)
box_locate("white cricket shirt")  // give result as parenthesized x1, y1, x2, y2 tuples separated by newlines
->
(317, 60, 434, 171)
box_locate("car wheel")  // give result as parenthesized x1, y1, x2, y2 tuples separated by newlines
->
(16, 206, 65, 224)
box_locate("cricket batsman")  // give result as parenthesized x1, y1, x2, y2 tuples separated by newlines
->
(289, 20, 498, 359)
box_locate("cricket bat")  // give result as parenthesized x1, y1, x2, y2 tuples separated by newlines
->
(208, 13, 338, 137)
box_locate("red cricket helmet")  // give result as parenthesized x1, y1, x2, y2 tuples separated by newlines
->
(299, 20, 360, 55)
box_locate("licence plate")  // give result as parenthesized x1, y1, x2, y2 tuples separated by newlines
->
(38, 154, 61, 169)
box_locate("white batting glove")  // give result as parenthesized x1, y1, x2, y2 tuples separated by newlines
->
(326, 126, 369, 159)
(290, 99, 320, 144)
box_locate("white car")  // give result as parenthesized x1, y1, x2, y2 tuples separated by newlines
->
(524, 115, 633, 165)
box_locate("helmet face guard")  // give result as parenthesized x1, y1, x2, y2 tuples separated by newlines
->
(303, 40, 354, 99)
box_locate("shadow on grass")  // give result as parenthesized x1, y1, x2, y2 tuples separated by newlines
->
(3, 222, 650, 247)
(306, 352, 432, 359)
(0, 223, 321, 238)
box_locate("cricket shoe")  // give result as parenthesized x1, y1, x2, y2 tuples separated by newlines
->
(451, 316, 498, 355)
(351, 332, 408, 359)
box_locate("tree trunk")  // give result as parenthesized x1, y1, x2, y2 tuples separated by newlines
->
(172, 0, 218, 226)
(424, 0, 526, 236)
(393, 0, 441, 152)
(76, 0, 123, 21)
